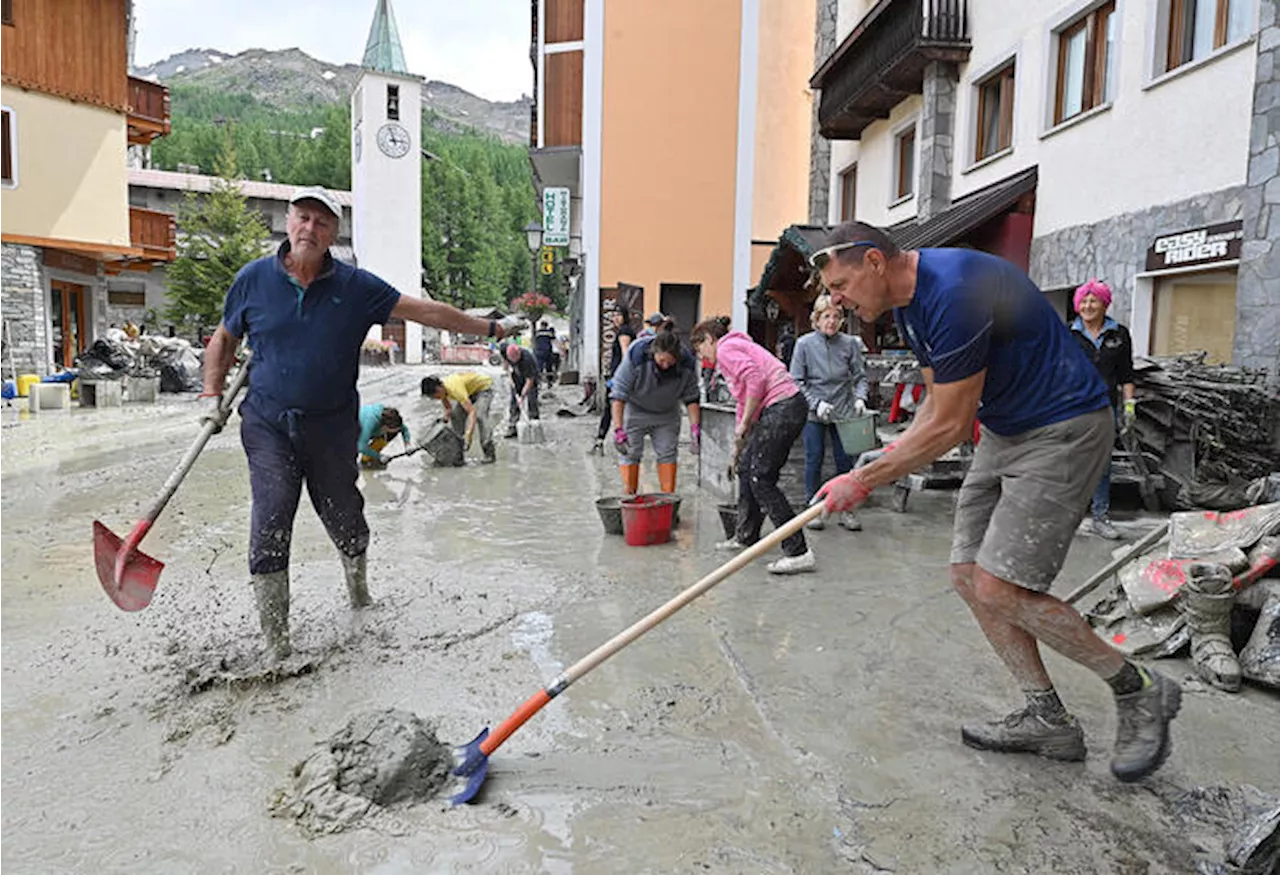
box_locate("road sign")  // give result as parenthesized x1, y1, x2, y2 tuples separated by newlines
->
(542, 187, 570, 246)
(541, 262, 554, 275)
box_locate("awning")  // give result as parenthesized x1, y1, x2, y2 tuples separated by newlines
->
(748, 225, 829, 314)
(889, 166, 1037, 249)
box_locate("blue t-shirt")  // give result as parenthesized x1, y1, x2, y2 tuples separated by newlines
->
(894, 249, 1108, 436)
(223, 243, 400, 418)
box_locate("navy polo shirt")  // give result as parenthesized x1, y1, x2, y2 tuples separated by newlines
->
(223, 242, 400, 418)
(893, 249, 1109, 436)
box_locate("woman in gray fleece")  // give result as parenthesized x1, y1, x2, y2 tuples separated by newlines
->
(789, 293, 869, 531)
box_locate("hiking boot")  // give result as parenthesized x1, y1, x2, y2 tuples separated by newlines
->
(839, 511, 862, 532)
(1091, 516, 1121, 540)
(961, 707, 1086, 761)
(715, 537, 747, 552)
(1111, 668, 1182, 782)
(767, 549, 816, 575)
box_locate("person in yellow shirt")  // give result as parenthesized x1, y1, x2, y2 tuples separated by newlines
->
(421, 372, 497, 463)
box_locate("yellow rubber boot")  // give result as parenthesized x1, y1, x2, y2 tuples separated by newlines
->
(620, 463, 640, 496)
(657, 462, 678, 495)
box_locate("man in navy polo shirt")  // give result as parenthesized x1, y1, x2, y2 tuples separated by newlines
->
(811, 222, 1182, 783)
(201, 186, 507, 662)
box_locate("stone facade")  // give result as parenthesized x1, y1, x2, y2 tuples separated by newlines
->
(917, 61, 958, 222)
(1029, 186, 1245, 323)
(808, 0, 838, 224)
(1235, 1, 1280, 376)
(1, 244, 49, 379)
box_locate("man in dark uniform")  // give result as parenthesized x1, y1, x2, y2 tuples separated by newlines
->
(201, 186, 507, 661)
(813, 222, 1181, 783)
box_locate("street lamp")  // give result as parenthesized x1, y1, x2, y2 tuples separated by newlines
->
(523, 221, 543, 255)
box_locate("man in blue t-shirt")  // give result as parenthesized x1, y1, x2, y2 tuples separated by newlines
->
(811, 222, 1181, 784)
(200, 186, 508, 662)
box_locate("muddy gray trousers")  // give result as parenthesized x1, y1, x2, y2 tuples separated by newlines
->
(737, 393, 808, 557)
(449, 388, 495, 453)
(619, 404, 680, 465)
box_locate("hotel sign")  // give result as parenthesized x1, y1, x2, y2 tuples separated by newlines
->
(1145, 220, 1243, 272)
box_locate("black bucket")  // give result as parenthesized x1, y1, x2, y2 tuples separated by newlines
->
(596, 496, 624, 535)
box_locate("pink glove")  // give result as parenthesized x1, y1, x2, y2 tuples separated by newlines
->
(816, 471, 873, 513)
(689, 423, 702, 455)
(613, 427, 630, 454)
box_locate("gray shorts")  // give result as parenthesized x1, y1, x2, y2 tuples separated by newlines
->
(951, 407, 1113, 592)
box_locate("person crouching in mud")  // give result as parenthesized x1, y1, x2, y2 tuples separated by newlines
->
(690, 316, 815, 575)
(810, 221, 1180, 782)
(200, 186, 507, 663)
(420, 372, 497, 464)
(357, 403, 410, 467)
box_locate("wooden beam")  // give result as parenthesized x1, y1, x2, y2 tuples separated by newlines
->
(2, 232, 144, 259)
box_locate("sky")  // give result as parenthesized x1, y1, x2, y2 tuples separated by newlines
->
(132, 0, 533, 102)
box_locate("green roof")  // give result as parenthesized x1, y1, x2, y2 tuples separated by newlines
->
(362, 0, 409, 75)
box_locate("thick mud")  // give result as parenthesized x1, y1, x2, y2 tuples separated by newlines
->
(3, 365, 1279, 873)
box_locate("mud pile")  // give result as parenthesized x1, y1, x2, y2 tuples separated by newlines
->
(271, 709, 451, 835)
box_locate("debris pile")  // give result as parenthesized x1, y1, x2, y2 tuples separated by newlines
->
(74, 336, 203, 393)
(1133, 354, 1280, 509)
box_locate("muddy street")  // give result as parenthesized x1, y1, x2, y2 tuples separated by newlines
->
(2, 366, 1278, 874)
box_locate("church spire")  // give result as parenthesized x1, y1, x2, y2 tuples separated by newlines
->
(361, 0, 408, 75)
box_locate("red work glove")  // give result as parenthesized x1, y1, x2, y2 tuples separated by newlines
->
(816, 471, 873, 513)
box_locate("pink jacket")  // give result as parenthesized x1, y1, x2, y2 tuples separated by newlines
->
(715, 331, 799, 425)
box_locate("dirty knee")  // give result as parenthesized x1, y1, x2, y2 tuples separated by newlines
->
(950, 563, 977, 600)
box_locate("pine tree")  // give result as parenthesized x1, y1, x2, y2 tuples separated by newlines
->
(164, 139, 270, 338)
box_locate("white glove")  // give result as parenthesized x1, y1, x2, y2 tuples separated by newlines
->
(854, 399, 867, 417)
(816, 401, 834, 423)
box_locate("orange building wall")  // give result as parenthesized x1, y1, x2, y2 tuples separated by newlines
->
(598, 0, 742, 324)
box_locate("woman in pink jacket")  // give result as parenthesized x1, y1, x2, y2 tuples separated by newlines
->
(691, 316, 815, 574)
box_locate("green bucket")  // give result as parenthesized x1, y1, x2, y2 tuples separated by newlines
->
(834, 413, 877, 456)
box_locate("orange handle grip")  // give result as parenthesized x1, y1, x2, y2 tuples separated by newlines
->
(479, 688, 552, 757)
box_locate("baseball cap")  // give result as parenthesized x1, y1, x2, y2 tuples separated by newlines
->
(645, 312, 666, 325)
(289, 186, 342, 219)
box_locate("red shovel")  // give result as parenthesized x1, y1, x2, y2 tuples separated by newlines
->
(93, 354, 252, 611)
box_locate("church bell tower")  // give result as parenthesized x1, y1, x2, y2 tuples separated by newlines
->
(352, 0, 423, 362)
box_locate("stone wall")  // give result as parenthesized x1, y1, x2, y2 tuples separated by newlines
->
(807, 0, 838, 224)
(917, 61, 957, 221)
(1029, 186, 1245, 323)
(1, 244, 49, 379)
(1235, 0, 1280, 376)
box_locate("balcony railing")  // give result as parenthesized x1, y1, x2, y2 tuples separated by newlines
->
(812, 0, 970, 140)
(129, 207, 176, 261)
(127, 76, 171, 146)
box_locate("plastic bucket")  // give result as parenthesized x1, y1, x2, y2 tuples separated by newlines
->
(596, 496, 624, 535)
(17, 374, 40, 397)
(653, 493, 682, 528)
(420, 422, 465, 467)
(621, 494, 675, 546)
(834, 413, 877, 457)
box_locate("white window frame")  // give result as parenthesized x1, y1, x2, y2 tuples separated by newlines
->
(1042, 0, 1121, 135)
(889, 116, 919, 207)
(1144, 0, 1257, 89)
(966, 49, 1019, 171)
(1, 105, 16, 189)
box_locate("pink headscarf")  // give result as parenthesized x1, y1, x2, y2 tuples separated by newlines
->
(1073, 279, 1112, 311)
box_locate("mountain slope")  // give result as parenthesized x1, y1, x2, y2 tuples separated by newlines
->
(133, 47, 531, 145)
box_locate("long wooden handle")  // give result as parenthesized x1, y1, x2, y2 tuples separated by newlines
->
(1063, 521, 1171, 606)
(479, 501, 825, 758)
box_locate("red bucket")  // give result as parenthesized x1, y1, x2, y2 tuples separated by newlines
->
(621, 494, 675, 546)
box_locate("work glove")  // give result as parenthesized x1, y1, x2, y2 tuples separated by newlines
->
(816, 471, 873, 513)
(816, 400, 835, 423)
(1122, 398, 1136, 429)
(854, 440, 898, 470)
(689, 423, 702, 456)
(853, 399, 867, 417)
(613, 426, 631, 456)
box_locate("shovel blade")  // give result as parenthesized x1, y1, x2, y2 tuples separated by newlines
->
(449, 727, 491, 805)
(93, 520, 164, 612)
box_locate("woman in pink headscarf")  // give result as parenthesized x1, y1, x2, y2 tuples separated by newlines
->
(1069, 279, 1135, 540)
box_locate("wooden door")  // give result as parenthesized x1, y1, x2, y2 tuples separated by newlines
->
(1151, 274, 1237, 364)
(659, 283, 700, 344)
(50, 280, 89, 367)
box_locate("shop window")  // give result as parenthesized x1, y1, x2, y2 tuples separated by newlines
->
(839, 164, 858, 222)
(1151, 271, 1237, 364)
(1161, 0, 1251, 73)
(1, 107, 14, 187)
(975, 62, 1015, 161)
(387, 84, 400, 121)
(1053, 1, 1115, 125)
(893, 125, 915, 202)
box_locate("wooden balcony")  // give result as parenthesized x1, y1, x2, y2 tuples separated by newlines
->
(127, 76, 170, 145)
(129, 207, 176, 262)
(812, 0, 970, 140)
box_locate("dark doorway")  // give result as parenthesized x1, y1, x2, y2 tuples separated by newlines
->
(659, 283, 700, 344)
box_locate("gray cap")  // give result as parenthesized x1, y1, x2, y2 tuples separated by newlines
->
(289, 185, 342, 218)
(645, 312, 666, 325)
